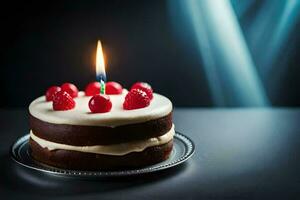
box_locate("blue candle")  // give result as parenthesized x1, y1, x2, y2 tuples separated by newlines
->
(96, 40, 106, 94)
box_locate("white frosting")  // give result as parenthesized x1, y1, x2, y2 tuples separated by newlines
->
(29, 90, 172, 127)
(30, 124, 174, 156)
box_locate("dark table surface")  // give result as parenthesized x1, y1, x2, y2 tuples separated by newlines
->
(1, 108, 300, 199)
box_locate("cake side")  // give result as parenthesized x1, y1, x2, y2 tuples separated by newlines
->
(30, 139, 173, 170)
(29, 112, 172, 145)
(30, 124, 175, 155)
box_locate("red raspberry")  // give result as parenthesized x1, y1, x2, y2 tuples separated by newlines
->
(45, 86, 61, 101)
(85, 82, 100, 96)
(89, 94, 112, 113)
(106, 81, 123, 95)
(61, 83, 79, 98)
(53, 91, 76, 111)
(123, 89, 150, 110)
(130, 82, 153, 100)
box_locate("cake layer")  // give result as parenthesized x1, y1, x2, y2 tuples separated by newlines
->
(30, 112, 172, 145)
(30, 124, 174, 155)
(29, 91, 172, 127)
(30, 139, 173, 170)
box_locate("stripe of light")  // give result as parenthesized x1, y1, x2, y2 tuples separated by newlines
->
(185, 0, 269, 106)
(185, 0, 226, 106)
(261, 0, 300, 76)
(246, 0, 280, 57)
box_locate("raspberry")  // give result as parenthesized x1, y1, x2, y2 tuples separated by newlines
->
(106, 81, 123, 95)
(85, 82, 100, 96)
(45, 86, 61, 101)
(130, 82, 153, 100)
(123, 89, 150, 110)
(89, 94, 112, 113)
(61, 83, 79, 98)
(53, 91, 76, 110)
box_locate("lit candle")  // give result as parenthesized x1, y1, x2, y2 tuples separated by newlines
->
(96, 40, 106, 94)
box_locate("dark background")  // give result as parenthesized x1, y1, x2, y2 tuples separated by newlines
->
(1, 0, 299, 108)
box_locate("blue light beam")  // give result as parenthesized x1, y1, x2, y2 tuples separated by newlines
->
(184, 0, 269, 106)
(261, 0, 300, 76)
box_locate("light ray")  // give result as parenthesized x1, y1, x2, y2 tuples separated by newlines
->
(184, 0, 268, 106)
(261, 0, 300, 76)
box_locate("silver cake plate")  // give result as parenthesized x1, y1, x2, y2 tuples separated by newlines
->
(10, 132, 195, 177)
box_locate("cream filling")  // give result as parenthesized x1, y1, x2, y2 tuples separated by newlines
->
(30, 124, 175, 156)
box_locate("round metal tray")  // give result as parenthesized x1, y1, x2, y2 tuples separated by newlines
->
(11, 132, 194, 177)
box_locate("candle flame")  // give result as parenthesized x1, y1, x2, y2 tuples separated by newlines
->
(96, 40, 106, 77)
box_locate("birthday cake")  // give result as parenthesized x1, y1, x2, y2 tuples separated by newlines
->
(29, 82, 174, 170)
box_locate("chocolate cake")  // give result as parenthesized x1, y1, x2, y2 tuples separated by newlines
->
(29, 90, 174, 170)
